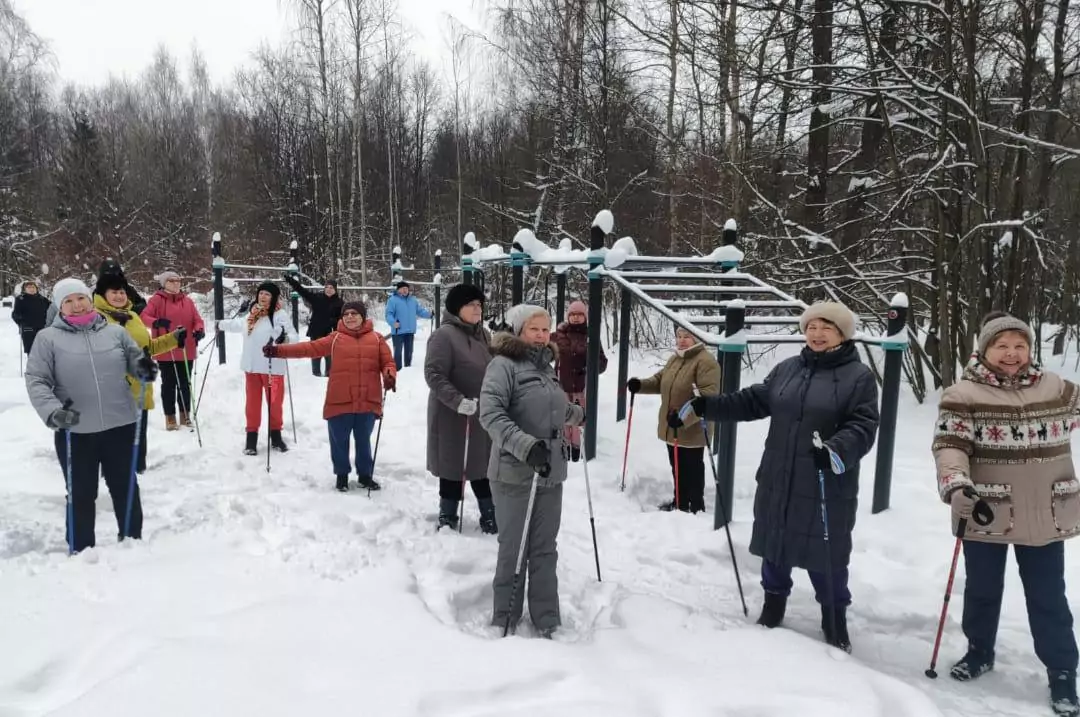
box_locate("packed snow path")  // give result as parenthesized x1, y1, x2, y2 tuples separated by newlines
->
(0, 305, 1070, 716)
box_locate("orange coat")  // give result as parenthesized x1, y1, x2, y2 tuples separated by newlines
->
(275, 318, 395, 419)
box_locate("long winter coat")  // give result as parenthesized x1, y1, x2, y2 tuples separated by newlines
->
(551, 322, 608, 394)
(25, 312, 146, 434)
(933, 359, 1080, 546)
(425, 313, 493, 481)
(94, 293, 178, 411)
(274, 318, 395, 419)
(385, 292, 432, 336)
(218, 306, 298, 375)
(141, 290, 205, 361)
(638, 343, 721, 448)
(284, 275, 343, 339)
(12, 290, 50, 331)
(701, 342, 880, 573)
(479, 333, 585, 488)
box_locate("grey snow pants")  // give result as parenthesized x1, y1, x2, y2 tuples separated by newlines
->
(491, 480, 563, 632)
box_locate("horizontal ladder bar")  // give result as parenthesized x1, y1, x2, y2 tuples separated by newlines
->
(626, 283, 786, 295)
(686, 316, 802, 326)
(659, 299, 806, 310)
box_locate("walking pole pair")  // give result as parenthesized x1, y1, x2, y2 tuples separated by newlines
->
(170, 359, 203, 448)
(504, 462, 547, 637)
(619, 393, 635, 491)
(123, 381, 147, 540)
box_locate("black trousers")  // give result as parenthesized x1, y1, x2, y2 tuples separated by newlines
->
(666, 444, 706, 513)
(20, 327, 41, 354)
(137, 410, 148, 473)
(439, 477, 492, 501)
(311, 356, 332, 376)
(159, 360, 193, 416)
(54, 423, 141, 552)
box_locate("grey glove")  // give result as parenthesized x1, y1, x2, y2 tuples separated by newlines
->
(950, 487, 977, 520)
(457, 398, 478, 416)
(49, 406, 80, 430)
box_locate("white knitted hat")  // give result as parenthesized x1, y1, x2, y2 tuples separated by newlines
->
(52, 278, 92, 310)
(505, 303, 551, 335)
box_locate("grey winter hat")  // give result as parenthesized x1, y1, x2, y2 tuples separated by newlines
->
(977, 312, 1034, 355)
(155, 270, 180, 286)
(505, 303, 551, 336)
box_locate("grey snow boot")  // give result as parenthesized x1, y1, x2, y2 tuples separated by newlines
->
(478, 497, 498, 535)
(438, 498, 459, 530)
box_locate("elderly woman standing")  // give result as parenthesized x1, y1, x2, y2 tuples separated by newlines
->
(480, 304, 584, 638)
(686, 302, 879, 652)
(626, 327, 721, 513)
(424, 284, 495, 533)
(141, 270, 205, 430)
(25, 278, 158, 552)
(933, 312, 1079, 716)
(551, 299, 608, 463)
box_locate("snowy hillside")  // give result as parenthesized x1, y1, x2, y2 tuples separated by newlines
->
(0, 305, 1073, 716)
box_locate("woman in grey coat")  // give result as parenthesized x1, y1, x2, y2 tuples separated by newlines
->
(25, 278, 159, 553)
(479, 304, 585, 638)
(685, 301, 879, 652)
(424, 284, 496, 533)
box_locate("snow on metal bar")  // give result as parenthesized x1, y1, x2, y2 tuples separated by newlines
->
(619, 255, 734, 266)
(659, 299, 804, 310)
(620, 283, 786, 296)
(599, 268, 723, 347)
(614, 271, 745, 281)
(686, 315, 802, 326)
(220, 263, 294, 272)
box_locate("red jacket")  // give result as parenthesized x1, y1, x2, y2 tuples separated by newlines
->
(141, 290, 206, 361)
(275, 318, 396, 419)
(551, 321, 607, 394)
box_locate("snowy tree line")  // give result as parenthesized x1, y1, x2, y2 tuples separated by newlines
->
(1, 0, 1080, 392)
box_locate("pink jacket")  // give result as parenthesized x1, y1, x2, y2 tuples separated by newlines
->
(141, 290, 205, 361)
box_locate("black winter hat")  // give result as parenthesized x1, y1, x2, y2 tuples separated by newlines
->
(325, 279, 339, 289)
(94, 272, 128, 296)
(396, 281, 410, 290)
(445, 284, 485, 317)
(255, 281, 281, 316)
(341, 300, 367, 319)
(98, 258, 125, 279)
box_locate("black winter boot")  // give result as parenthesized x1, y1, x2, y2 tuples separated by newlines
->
(335, 475, 350, 492)
(949, 647, 994, 682)
(357, 476, 381, 491)
(1050, 670, 1079, 716)
(756, 593, 787, 628)
(821, 605, 851, 653)
(270, 430, 288, 452)
(657, 499, 677, 512)
(478, 497, 498, 535)
(570, 446, 581, 463)
(437, 498, 459, 530)
(244, 432, 258, 455)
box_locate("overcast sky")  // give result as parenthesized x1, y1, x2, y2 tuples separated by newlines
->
(17, 0, 484, 87)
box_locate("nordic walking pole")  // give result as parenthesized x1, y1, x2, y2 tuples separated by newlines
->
(123, 382, 147, 540)
(193, 329, 216, 419)
(180, 357, 203, 447)
(284, 355, 297, 444)
(926, 487, 994, 678)
(18, 335, 23, 377)
(458, 417, 471, 533)
(369, 387, 388, 498)
(580, 419, 602, 582)
(265, 338, 274, 473)
(62, 399, 75, 555)
(812, 431, 838, 645)
(691, 387, 748, 616)
(619, 393, 635, 492)
(504, 463, 546, 637)
(673, 428, 681, 510)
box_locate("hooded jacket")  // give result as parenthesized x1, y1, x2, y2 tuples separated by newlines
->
(637, 343, 721, 448)
(385, 291, 432, 336)
(25, 312, 146, 434)
(94, 294, 178, 410)
(141, 289, 205, 361)
(551, 321, 608, 394)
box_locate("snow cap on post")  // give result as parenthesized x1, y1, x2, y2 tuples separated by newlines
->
(890, 292, 909, 309)
(212, 231, 221, 246)
(289, 240, 298, 251)
(722, 218, 738, 247)
(512, 228, 535, 252)
(462, 232, 478, 255)
(592, 209, 615, 235)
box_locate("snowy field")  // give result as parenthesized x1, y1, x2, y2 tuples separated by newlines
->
(1, 304, 1076, 716)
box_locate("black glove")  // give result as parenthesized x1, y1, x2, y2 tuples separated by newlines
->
(667, 410, 683, 429)
(173, 326, 187, 346)
(49, 405, 80, 430)
(812, 443, 832, 473)
(134, 351, 158, 382)
(193, 329, 205, 342)
(152, 318, 171, 331)
(262, 343, 280, 358)
(275, 327, 288, 345)
(627, 378, 642, 393)
(108, 310, 130, 326)
(526, 441, 550, 470)
(238, 299, 251, 314)
(690, 395, 707, 417)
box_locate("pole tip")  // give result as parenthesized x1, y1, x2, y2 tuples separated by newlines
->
(924, 669, 938, 679)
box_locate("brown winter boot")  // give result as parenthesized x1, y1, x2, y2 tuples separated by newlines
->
(165, 415, 179, 431)
(179, 411, 192, 427)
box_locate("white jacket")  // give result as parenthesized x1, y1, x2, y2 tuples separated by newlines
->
(220, 310, 299, 376)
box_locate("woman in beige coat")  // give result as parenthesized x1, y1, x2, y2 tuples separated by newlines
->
(933, 312, 1080, 716)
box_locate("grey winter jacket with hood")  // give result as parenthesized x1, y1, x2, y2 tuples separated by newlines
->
(479, 332, 585, 487)
(25, 312, 146, 434)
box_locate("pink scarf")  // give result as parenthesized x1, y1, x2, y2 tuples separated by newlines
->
(64, 313, 97, 327)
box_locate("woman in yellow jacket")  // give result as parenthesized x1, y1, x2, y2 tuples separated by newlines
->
(94, 273, 184, 473)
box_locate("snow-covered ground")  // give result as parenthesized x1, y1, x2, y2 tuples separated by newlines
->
(0, 305, 1074, 716)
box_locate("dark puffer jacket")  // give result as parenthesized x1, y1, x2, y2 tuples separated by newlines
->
(284, 274, 344, 339)
(551, 321, 607, 394)
(702, 341, 880, 572)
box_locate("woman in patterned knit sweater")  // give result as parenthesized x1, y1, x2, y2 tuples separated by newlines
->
(933, 312, 1080, 717)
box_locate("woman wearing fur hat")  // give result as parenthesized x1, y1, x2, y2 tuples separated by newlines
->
(479, 304, 585, 637)
(283, 272, 344, 377)
(933, 312, 1080, 715)
(265, 300, 395, 492)
(97, 258, 147, 314)
(94, 273, 184, 473)
(424, 283, 495, 532)
(551, 299, 608, 462)
(684, 301, 879, 652)
(626, 327, 720, 514)
(217, 281, 298, 455)
(141, 271, 205, 430)
(25, 278, 159, 552)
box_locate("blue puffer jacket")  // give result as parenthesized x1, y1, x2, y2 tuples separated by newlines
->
(385, 292, 432, 336)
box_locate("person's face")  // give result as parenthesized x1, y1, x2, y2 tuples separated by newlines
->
(341, 308, 363, 329)
(61, 293, 92, 317)
(805, 319, 843, 352)
(105, 287, 128, 308)
(24, 283, 37, 295)
(258, 290, 272, 308)
(984, 331, 1031, 377)
(458, 300, 483, 326)
(324, 284, 336, 297)
(398, 286, 410, 297)
(164, 278, 181, 294)
(568, 310, 586, 325)
(521, 314, 551, 346)
(675, 328, 695, 351)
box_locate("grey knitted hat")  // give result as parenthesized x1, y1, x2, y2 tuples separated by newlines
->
(977, 313, 1034, 355)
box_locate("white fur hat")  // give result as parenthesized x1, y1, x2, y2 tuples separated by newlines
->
(799, 301, 857, 340)
(505, 303, 551, 336)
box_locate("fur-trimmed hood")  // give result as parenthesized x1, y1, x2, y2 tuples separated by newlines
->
(490, 331, 559, 365)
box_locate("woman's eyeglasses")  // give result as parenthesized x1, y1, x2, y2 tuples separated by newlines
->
(342, 311, 362, 318)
